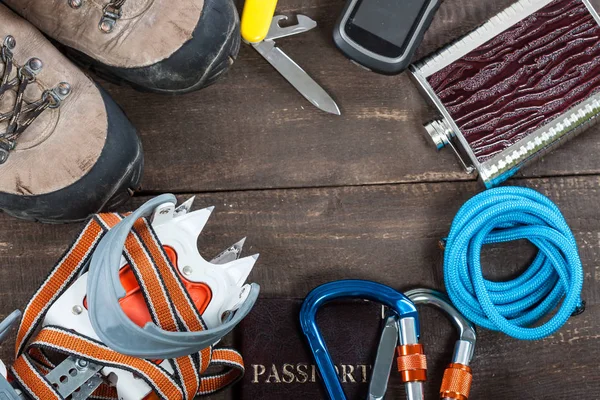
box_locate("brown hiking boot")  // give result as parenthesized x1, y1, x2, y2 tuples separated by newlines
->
(0, 4, 143, 222)
(3, 0, 240, 94)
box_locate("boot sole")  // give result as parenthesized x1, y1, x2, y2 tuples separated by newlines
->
(1, 138, 144, 224)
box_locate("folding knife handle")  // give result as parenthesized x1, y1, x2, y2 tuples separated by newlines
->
(241, 0, 278, 43)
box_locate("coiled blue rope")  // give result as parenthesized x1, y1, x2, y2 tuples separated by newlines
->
(444, 186, 584, 340)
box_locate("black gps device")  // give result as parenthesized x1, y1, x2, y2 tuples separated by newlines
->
(334, 0, 441, 75)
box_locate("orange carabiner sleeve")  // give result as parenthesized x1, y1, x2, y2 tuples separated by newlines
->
(439, 363, 472, 400)
(396, 344, 427, 383)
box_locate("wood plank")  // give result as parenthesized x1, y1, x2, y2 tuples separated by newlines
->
(406, 302, 600, 399)
(100, 0, 600, 193)
(239, 298, 600, 399)
(0, 176, 599, 397)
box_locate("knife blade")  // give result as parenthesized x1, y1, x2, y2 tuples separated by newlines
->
(253, 40, 341, 115)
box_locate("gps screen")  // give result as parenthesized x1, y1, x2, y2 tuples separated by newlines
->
(352, 0, 427, 47)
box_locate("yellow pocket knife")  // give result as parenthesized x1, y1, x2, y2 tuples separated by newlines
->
(240, 0, 341, 115)
(241, 0, 279, 44)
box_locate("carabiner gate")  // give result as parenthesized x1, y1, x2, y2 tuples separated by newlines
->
(300, 280, 424, 400)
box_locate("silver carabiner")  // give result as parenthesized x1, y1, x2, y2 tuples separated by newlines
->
(407, 288, 476, 400)
(370, 289, 476, 400)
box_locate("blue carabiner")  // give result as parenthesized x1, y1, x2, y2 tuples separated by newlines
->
(300, 280, 421, 400)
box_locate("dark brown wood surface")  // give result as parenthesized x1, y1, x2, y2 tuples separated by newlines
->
(2, 0, 600, 399)
(107, 0, 600, 192)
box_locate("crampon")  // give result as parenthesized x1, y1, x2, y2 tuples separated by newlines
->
(0, 193, 260, 400)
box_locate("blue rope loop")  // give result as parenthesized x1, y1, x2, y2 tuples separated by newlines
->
(443, 186, 584, 341)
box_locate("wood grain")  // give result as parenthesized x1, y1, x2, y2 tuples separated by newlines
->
(2, 1, 600, 399)
(98, 0, 600, 193)
(1, 176, 599, 398)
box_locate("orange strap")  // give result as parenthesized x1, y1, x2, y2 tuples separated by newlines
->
(12, 355, 61, 400)
(15, 218, 104, 356)
(198, 349, 245, 396)
(10, 213, 245, 400)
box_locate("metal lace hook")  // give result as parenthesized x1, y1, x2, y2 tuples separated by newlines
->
(1, 36, 15, 63)
(68, 0, 84, 9)
(0, 39, 71, 164)
(99, 0, 126, 33)
(43, 82, 72, 109)
(0, 138, 13, 164)
(19, 58, 43, 82)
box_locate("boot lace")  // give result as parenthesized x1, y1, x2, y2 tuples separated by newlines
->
(0, 36, 71, 164)
(68, 0, 126, 33)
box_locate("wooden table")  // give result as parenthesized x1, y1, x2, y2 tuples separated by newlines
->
(1, 0, 599, 398)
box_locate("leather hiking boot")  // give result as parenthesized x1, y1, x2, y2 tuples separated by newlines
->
(3, 0, 241, 94)
(0, 4, 143, 223)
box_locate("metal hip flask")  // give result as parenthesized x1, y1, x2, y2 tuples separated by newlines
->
(410, 0, 600, 187)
